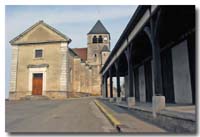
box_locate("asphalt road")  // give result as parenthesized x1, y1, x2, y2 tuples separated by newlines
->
(5, 97, 116, 133)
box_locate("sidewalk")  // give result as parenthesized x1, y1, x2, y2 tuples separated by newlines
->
(97, 99, 166, 133)
(112, 100, 196, 121)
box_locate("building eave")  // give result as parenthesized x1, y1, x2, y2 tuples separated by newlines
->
(100, 5, 159, 74)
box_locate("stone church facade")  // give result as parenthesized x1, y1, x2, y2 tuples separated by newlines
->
(9, 20, 110, 100)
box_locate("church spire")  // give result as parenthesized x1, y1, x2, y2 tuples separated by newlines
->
(88, 20, 109, 34)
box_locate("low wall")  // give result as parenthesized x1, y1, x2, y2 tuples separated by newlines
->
(128, 107, 196, 133)
(46, 91, 67, 99)
(9, 91, 96, 100)
(9, 91, 27, 100)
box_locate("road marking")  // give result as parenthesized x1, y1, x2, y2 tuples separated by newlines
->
(94, 100, 121, 132)
(89, 101, 116, 132)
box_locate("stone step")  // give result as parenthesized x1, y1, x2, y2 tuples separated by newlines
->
(20, 95, 49, 100)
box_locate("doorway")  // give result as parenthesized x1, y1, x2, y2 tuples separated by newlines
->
(32, 73, 43, 95)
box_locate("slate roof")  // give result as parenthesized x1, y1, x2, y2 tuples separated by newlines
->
(101, 46, 110, 52)
(72, 48, 88, 61)
(88, 20, 109, 34)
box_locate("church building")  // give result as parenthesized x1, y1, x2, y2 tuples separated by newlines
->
(9, 20, 110, 100)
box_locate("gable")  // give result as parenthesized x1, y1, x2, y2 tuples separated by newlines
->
(10, 21, 71, 45)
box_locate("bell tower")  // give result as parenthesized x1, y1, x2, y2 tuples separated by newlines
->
(87, 20, 110, 66)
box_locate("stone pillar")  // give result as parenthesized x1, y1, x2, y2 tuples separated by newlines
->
(60, 42, 68, 92)
(73, 58, 81, 93)
(80, 62, 86, 93)
(85, 65, 89, 93)
(89, 68, 92, 94)
(9, 46, 19, 100)
(144, 8, 165, 116)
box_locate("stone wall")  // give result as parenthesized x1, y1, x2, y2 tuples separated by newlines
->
(87, 34, 110, 66)
(46, 91, 67, 99)
(9, 46, 18, 93)
(10, 43, 64, 100)
(172, 40, 192, 104)
(68, 52, 102, 96)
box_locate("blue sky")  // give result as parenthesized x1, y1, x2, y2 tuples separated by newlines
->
(5, 5, 137, 98)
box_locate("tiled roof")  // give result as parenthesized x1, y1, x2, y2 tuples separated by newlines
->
(88, 20, 109, 34)
(72, 48, 87, 61)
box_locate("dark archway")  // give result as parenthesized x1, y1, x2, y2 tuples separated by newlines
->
(93, 36, 97, 43)
(98, 35, 103, 43)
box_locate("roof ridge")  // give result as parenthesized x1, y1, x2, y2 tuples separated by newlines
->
(10, 20, 71, 45)
(10, 20, 42, 44)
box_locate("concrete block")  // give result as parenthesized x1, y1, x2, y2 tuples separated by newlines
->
(116, 97, 122, 104)
(153, 96, 165, 117)
(127, 97, 135, 108)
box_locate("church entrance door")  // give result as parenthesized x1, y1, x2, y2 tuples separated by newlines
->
(32, 73, 43, 95)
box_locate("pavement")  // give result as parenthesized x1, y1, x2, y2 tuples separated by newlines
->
(98, 99, 166, 133)
(5, 97, 116, 133)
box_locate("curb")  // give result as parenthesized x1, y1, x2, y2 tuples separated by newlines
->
(94, 100, 121, 132)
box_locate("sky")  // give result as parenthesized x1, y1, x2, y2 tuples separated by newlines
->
(5, 5, 137, 98)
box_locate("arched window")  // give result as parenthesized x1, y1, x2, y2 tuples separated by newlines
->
(92, 36, 97, 43)
(98, 35, 103, 43)
(94, 54, 97, 61)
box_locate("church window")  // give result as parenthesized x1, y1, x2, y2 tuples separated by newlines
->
(93, 36, 97, 43)
(35, 49, 43, 58)
(98, 35, 103, 43)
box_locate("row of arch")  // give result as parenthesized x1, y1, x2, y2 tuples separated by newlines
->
(92, 35, 103, 43)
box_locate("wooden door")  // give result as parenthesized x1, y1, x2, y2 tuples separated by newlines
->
(32, 73, 43, 95)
